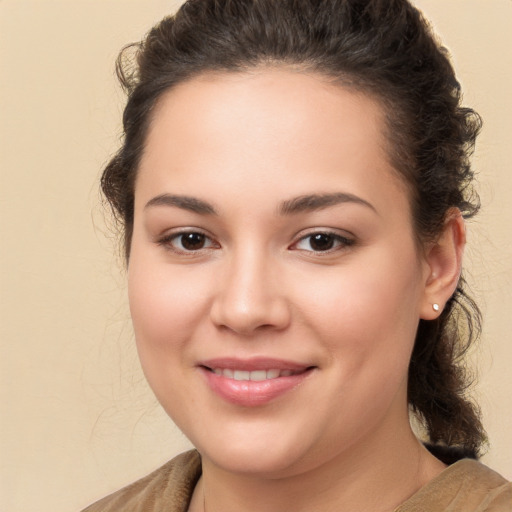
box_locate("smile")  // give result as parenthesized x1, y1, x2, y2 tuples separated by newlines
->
(210, 368, 299, 381)
(200, 359, 315, 406)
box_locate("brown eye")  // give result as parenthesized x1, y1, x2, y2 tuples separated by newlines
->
(180, 232, 207, 251)
(160, 231, 216, 252)
(308, 233, 335, 251)
(293, 231, 354, 253)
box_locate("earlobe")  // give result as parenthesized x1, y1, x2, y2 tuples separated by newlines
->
(420, 209, 466, 320)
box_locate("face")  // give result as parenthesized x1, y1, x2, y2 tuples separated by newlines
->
(128, 69, 432, 478)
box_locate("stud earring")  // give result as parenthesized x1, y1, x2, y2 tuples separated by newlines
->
(432, 303, 440, 312)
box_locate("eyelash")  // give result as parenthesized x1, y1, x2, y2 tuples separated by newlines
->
(292, 230, 355, 253)
(156, 229, 355, 255)
(156, 229, 218, 255)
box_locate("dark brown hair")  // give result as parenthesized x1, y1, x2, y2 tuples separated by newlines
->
(102, 0, 485, 459)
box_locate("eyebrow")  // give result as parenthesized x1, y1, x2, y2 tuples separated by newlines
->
(144, 194, 217, 215)
(144, 191, 376, 216)
(279, 193, 377, 215)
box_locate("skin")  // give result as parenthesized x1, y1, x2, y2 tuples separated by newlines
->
(128, 68, 464, 512)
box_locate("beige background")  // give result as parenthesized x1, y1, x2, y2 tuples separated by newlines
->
(0, 1, 511, 511)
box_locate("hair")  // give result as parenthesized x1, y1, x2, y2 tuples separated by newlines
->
(102, 0, 486, 459)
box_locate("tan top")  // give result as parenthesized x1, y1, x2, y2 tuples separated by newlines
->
(82, 450, 512, 511)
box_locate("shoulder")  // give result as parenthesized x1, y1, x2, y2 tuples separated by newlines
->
(81, 450, 201, 512)
(396, 459, 512, 512)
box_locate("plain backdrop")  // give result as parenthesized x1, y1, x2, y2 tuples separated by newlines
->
(1, 1, 511, 511)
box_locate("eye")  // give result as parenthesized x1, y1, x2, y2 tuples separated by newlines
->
(158, 230, 217, 253)
(292, 231, 354, 253)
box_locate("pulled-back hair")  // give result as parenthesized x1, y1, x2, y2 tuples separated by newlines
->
(102, 0, 485, 459)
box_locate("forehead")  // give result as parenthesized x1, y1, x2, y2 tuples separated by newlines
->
(146, 68, 388, 160)
(136, 68, 409, 217)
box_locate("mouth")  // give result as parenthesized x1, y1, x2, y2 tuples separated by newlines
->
(205, 367, 306, 381)
(199, 358, 316, 406)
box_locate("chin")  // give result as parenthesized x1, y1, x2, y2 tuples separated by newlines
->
(201, 442, 309, 477)
(186, 419, 326, 478)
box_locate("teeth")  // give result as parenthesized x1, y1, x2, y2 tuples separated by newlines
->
(233, 370, 250, 381)
(249, 370, 267, 381)
(266, 369, 280, 379)
(213, 368, 297, 381)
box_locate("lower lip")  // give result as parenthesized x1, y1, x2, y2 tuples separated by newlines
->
(201, 368, 313, 407)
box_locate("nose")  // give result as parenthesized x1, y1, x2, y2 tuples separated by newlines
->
(209, 247, 291, 335)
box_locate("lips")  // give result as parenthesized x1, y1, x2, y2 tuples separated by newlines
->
(199, 358, 315, 406)
(211, 368, 299, 381)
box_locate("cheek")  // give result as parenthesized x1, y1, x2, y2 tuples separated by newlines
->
(295, 249, 423, 371)
(127, 255, 215, 419)
(127, 254, 210, 362)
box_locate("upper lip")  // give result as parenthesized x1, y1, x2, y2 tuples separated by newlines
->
(200, 357, 314, 372)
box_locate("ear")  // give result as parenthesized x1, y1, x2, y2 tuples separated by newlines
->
(420, 209, 466, 320)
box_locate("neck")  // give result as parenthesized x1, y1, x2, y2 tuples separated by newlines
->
(192, 419, 445, 512)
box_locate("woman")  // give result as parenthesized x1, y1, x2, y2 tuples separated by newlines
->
(83, 0, 511, 510)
